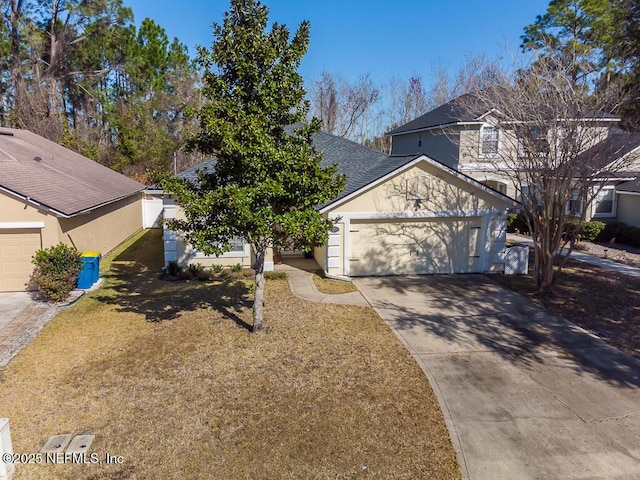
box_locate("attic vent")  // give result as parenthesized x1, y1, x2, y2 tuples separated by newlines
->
(0, 131, 14, 136)
(34, 156, 42, 162)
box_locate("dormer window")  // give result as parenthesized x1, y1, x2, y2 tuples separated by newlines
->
(480, 125, 499, 155)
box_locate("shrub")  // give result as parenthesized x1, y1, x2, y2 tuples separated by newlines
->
(563, 220, 606, 243)
(212, 264, 223, 274)
(580, 221, 606, 242)
(167, 261, 179, 276)
(598, 222, 640, 247)
(32, 244, 84, 302)
(506, 212, 529, 234)
(231, 263, 242, 273)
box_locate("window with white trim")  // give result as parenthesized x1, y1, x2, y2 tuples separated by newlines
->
(480, 125, 499, 155)
(481, 180, 507, 195)
(192, 236, 248, 258)
(593, 188, 615, 216)
(567, 191, 583, 216)
(406, 174, 431, 200)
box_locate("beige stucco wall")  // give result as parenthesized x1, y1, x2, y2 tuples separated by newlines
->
(320, 158, 511, 277)
(1, 190, 142, 254)
(616, 193, 640, 228)
(0, 190, 59, 247)
(57, 194, 142, 254)
(166, 201, 272, 270)
(330, 161, 507, 215)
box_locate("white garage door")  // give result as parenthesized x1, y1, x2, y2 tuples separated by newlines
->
(349, 218, 483, 276)
(0, 229, 42, 291)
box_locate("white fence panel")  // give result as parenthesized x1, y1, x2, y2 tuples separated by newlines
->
(142, 198, 164, 228)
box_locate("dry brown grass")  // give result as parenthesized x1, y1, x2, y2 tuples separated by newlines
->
(1, 229, 460, 479)
(311, 270, 358, 295)
(494, 258, 640, 359)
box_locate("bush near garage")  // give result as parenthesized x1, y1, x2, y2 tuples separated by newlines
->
(32, 243, 84, 302)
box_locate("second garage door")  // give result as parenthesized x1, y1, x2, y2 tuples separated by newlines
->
(349, 218, 483, 276)
(0, 229, 42, 291)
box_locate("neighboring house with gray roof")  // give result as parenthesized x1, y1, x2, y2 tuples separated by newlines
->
(157, 130, 517, 277)
(0, 128, 144, 292)
(388, 94, 640, 228)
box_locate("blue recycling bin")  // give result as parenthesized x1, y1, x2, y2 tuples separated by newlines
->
(77, 251, 101, 289)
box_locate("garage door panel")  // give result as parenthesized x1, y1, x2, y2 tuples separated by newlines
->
(0, 229, 42, 291)
(349, 219, 482, 276)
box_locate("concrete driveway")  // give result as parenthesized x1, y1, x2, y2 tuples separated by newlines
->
(354, 275, 640, 480)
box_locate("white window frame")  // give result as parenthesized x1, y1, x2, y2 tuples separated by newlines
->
(191, 236, 250, 259)
(481, 180, 508, 195)
(405, 174, 431, 201)
(591, 187, 616, 218)
(480, 125, 500, 157)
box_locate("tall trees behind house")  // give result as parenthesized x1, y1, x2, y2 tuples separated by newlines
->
(0, 0, 200, 178)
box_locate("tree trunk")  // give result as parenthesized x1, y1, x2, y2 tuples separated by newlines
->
(252, 244, 266, 333)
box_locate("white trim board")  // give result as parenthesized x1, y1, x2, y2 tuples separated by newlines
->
(328, 210, 500, 221)
(0, 222, 45, 229)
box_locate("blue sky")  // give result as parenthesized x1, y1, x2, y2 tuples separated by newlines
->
(124, 0, 550, 87)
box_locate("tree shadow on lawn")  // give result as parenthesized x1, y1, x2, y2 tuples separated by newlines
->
(93, 230, 253, 330)
(365, 274, 640, 389)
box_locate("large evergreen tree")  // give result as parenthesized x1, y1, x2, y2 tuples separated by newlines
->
(161, 0, 345, 332)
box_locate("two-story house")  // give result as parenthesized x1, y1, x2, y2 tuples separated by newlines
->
(387, 94, 640, 226)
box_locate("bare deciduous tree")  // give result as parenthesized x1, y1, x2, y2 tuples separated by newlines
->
(459, 56, 636, 293)
(310, 71, 380, 143)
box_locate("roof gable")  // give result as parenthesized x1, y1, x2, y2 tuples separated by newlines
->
(0, 128, 144, 216)
(388, 92, 621, 137)
(172, 130, 516, 212)
(320, 153, 518, 213)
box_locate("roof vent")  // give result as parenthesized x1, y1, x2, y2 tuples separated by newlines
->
(0, 131, 14, 136)
(34, 156, 42, 162)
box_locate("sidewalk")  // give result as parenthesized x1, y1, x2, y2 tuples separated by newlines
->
(275, 257, 369, 306)
(508, 233, 640, 277)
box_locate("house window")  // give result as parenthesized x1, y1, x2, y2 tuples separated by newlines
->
(192, 236, 248, 258)
(480, 126, 499, 155)
(567, 191, 583, 216)
(406, 175, 430, 201)
(481, 180, 508, 195)
(518, 125, 549, 157)
(418, 134, 422, 148)
(228, 236, 245, 252)
(593, 188, 615, 216)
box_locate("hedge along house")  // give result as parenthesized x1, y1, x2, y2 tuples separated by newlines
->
(0, 128, 145, 292)
(159, 131, 517, 277)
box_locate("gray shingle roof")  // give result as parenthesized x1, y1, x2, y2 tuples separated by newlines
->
(387, 92, 621, 136)
(387, 94, 482, 135)
(0, 128, 144, 216)
(175, 130, 515, 209)
(575, 130, 640, 171)
(616, 179, 640, 193)
(175, 131, 414, 204)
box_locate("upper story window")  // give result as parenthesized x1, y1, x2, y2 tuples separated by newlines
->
(518, 125, 549, 157)
(481, 180, 508, 195)
(480, 125, 499, 156)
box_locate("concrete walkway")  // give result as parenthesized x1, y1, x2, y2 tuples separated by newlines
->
(355, 275, 640, 480)
(275, 257, 369, 306)
(508, 233, 640, 277)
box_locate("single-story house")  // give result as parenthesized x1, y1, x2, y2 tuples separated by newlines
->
(156, 131, 517, 277)
(0, 128, 145, 291)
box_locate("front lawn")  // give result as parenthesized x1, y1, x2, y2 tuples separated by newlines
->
(494, 258, 640, 359)
(0, 229, 460, 479)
